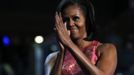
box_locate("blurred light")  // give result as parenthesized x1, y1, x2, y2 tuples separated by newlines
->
(2, 35, 10, 46)
(34, 35, 44, 44)
(33, 44, 43, 75)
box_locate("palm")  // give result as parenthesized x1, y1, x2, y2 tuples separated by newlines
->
(55, 12, 72, 46)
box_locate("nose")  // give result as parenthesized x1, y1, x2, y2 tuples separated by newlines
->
(68, 19, 75, 26)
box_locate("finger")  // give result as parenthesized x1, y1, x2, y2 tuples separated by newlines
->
(58, 13, 62, 28)
(59, 12, 63, 24)
(59, 12, 67, 29)
(67, 30, 70, 36)
(55, 12, 59, 25)
(64, 22, 70, 35)
(63, 22, 67, 30)
(55, 12, 60, 29)
(59, 42, 64, 50)
(58, 12, 64, 28)
(55, 12, 66, 35)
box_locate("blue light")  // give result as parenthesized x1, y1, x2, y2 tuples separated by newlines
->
(2, 35, 10, 46)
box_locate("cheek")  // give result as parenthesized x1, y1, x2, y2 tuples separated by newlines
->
(80, 27, 86, 33)
(77, 22, 86, 30)
(78, 24, 87, 33)
(76, 21, 84, 28)
(77, 18, 86, 27)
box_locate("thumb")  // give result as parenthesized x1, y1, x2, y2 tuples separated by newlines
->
(59, 42, 64, 51)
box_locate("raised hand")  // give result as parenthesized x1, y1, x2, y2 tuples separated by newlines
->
(55, 12, 72, 47)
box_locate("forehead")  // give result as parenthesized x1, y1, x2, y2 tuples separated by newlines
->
(62, 4, 85, 16)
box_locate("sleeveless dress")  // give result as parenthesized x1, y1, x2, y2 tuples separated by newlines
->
(61, 40, 99, 75)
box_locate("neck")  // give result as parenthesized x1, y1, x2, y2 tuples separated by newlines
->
(73, 39, 91, 49)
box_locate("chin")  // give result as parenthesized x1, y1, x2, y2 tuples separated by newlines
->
(70, 35, 80, 40)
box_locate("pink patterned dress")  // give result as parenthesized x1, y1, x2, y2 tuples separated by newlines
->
(61, 40, 99, 75)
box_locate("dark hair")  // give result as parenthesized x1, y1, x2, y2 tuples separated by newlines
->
(56, 0, 96, 40)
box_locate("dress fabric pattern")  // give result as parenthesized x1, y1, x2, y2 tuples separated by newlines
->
(61, 40, 99, 75)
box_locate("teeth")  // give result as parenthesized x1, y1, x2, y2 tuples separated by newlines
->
(70, 26, 77, 30)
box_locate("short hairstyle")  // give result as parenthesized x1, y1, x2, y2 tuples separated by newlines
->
(56, 0, 96, 40)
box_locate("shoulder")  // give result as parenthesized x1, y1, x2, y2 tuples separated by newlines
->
(97, 43, 117, 58)
(89, 40, 117, 55)
(96, 43, 117, 74)
(98, 43, 116, 52)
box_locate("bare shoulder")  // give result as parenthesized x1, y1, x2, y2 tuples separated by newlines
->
(97, 43, 117, 55)
(96, 43, 117, 75)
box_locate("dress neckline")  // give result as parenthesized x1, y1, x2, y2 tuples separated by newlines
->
(81, 40, 99, 52)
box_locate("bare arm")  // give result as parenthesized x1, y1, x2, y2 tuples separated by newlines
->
(55, 12, 117, 75)
(51, 51, 64, 75)
(96, 43, 117, 75)
(50, 12, 67, 75)
(67, 43, 117, 75)
(51, 43, 65, 75)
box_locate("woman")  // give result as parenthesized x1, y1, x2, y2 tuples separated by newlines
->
(45, 0, 117, 75)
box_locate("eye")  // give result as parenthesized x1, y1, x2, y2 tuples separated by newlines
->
(73, 16, 79, 22)
(63, 17, 69, 23)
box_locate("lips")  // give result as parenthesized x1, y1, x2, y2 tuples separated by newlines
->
(70, 27, 78, 32)
(70, 29, 76, 32)
(69, 26, 77, 29)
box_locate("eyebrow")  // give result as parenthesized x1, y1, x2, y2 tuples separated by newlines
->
(63, 12, 81, 18)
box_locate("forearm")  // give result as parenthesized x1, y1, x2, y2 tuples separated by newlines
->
(51, 51, 64, 75)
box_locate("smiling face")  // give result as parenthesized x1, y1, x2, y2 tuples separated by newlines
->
(62, 4, 87, 40)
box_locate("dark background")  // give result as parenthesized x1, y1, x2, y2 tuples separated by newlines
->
(0, 0, 134, 75)
(0, 0, 132, 35)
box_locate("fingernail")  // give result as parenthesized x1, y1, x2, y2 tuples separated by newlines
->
(64, 22, 66, 25)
